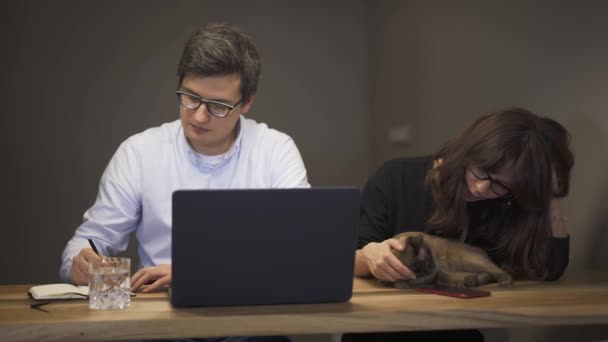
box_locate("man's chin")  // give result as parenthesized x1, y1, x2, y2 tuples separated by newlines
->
(186, 134, 211, 151)
(189, 125, 211, 135)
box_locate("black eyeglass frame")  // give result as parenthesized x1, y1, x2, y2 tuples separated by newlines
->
(468, 166, 513, 199)
(176, 90, 242, 118)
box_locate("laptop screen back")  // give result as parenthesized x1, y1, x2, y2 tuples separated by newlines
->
(171, 188, 360, 307)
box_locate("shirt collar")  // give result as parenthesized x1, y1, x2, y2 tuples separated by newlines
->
(179, 115, 244, 171)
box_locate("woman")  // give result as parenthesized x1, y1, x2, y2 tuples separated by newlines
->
(345, 107, 573, 342)
(355, 107, 574, 284)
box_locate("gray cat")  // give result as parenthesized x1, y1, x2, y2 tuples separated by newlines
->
(391, 232, 513, 289)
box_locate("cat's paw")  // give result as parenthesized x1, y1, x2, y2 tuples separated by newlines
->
(393, 280, 412, 289)
(471, 272, 492, 287)
(496, 274, 514, 287)
(378, 279, 394, 288)
(440, 280, 465, 288)
(463, 275, 479, 287)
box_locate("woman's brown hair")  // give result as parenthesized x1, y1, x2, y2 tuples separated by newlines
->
(426, 108, 574, 278)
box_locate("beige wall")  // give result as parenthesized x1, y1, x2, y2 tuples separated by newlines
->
(370, 1, 608, 341)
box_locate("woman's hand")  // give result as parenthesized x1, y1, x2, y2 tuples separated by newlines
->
(358, 239, 416, 282)
(549, 198, 569, 238)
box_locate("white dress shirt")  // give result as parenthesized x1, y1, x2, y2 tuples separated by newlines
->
(60, 116, 309, 282)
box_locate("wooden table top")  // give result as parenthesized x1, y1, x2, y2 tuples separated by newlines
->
(2, 272, 608, 341)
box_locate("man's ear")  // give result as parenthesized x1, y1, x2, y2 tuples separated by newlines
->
(240, 93, 256, 115)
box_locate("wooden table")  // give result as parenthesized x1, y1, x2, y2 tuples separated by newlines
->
(2, 272, 608, 341)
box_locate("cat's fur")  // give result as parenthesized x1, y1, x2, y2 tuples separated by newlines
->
(391, 232, 513, 289)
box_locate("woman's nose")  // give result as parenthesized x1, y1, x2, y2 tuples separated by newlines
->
(475, 180, 493, 195)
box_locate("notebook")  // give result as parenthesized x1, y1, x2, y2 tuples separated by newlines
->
(29, 284, 89, 300)
(170, 187, 360, 308)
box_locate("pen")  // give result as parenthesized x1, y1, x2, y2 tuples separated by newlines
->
(88, 238, 102, 256)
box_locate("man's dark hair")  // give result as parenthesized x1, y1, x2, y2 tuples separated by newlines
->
(177, 23, 261, 102)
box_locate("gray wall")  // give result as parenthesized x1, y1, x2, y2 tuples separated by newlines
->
(369, 0, 608, 274)
(3, 2, 608, 340)
(1, 0, 369, 284)
(370, 1, 608, 341)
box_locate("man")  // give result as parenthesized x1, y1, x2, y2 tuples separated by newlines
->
(60, 23, 309, 293)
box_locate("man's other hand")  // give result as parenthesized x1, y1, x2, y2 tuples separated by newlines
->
(130, 264, 172, 293)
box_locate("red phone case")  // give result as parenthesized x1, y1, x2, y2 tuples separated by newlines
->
(413, 284, 491, 298)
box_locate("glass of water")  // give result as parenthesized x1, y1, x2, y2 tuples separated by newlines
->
(88, 257, 131, 310)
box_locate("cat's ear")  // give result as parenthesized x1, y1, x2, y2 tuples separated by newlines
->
(408, 234, 424, 249)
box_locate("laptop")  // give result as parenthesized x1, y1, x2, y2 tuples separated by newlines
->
(170, 187, 360, 308)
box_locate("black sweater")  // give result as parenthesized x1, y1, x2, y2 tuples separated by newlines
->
(358, 156, 569, 281)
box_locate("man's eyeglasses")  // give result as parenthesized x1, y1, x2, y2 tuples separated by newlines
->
(176, 91, 242, 118)
(469, 166, 513, 199)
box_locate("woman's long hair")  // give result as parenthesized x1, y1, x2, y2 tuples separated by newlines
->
(426, 108, 574, 278)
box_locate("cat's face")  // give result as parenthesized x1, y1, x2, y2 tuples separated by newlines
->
(397, 235, 434, 274)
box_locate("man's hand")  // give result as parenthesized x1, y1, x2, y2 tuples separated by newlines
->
(130, 264, 171, 293)
(70, 248, 101, 285)
(360, 239, 416, 282)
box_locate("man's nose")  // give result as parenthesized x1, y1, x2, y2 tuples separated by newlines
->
(192, 104, 211, 123)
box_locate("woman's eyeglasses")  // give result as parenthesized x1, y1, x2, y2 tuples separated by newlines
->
(469, 167, 513, 199)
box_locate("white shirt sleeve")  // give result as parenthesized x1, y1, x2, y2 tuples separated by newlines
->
(270, 136, 310, 188)
(59, 140, 142, 282)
